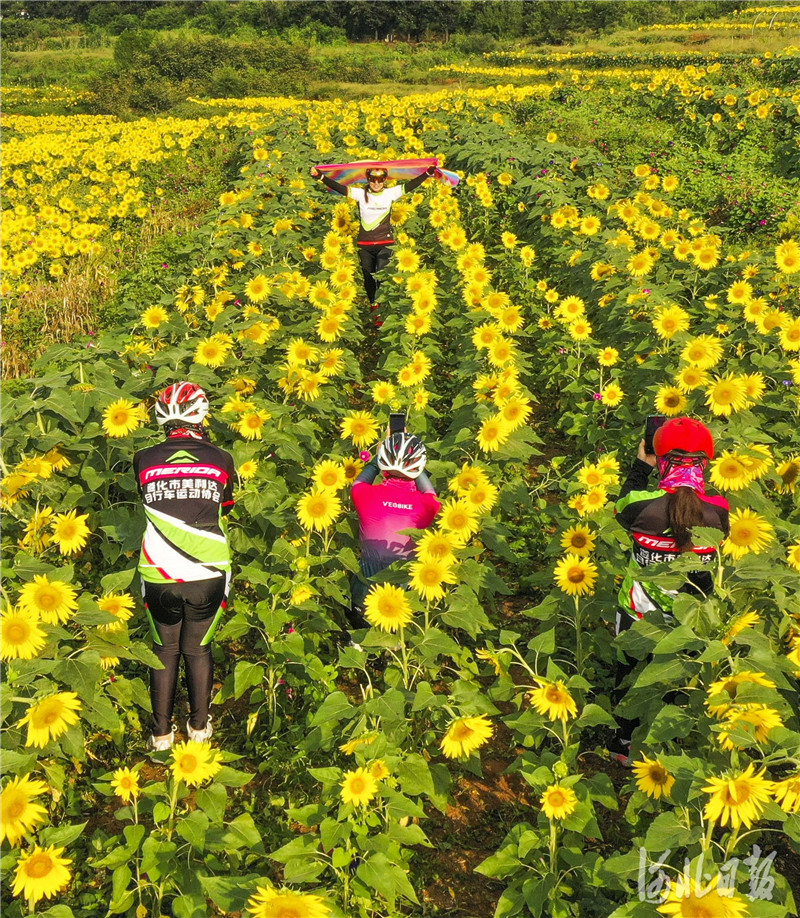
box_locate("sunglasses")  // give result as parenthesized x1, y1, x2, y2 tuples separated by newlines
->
(368, 174, 387, 182)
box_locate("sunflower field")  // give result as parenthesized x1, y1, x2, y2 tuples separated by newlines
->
(2, 29, 800, 918)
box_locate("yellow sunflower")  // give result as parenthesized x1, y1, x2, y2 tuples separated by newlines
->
(18, 692, 82, 748)
(49, 509, 90, 556)
(540, 784, 578, 820)
(554, 554, 598, 596)
(440, 714, 493, 759)
(340, 411, 379, 448)
(17, 575, 78, 625)
(632, 755, 675, 799)
(363, 583, 414, 632)
(0, 607, 47, 661)
(170, 740, 222, 786)
(0, 775, 49, 846)
(702, 763, 773, 829)
(102, 399, 143, 438)
(12, 844, 72, 906)
(409, 557, 458, 602)
(722, 508, 774, 560)
(340, 767, 378, 806)
(528, 679, 578, 722)
(247, 886, 332, 918)
(296, 490, 342, 532)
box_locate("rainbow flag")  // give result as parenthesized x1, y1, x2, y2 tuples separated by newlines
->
(315, 157, 459, 188)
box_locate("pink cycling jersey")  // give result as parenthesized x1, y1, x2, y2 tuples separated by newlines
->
(352, 476, 441, 569)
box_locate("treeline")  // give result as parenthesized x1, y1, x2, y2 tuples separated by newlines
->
(0, 0, 771, 47)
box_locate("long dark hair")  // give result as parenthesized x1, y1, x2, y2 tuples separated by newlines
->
(667, 486, 705, 551)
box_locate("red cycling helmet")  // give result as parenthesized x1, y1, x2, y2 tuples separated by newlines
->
(155, 382, 209, 426)
(653, 417, 714, 460)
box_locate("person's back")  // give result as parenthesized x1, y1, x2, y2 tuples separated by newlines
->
(348, 432, 440, 632)
(615, 417, 729, 619)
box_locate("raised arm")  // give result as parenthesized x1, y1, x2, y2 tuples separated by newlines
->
(402, 165, 436, 195)
(310, 166, 348, 196)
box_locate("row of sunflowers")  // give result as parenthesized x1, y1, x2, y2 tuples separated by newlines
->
(2, 52, 800, 918)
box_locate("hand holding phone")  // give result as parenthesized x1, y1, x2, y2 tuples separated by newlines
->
(644, 415, 666, 456)
(389, 412, 406, 435)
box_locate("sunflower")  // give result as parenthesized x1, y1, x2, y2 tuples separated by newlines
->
(363, 583, 414, 632)
(247, 886, 332, 918)
(286, 338, 318, 366)
(339, 734, 377, 755)
(703, 763, 774, 829)
(193, 336, 230, 368)
(96, 592, 135, 632)
(476, 415, 511, 453)
(568, 318, 593, 342)
(18, 692, 82, 748)
(722, 508, 774, 560)
(416, 529, 464, 564)
(0, 775, 49, 846)
(717, 704, 784, 750)
(652, 305, 690, 340)
(238, 460, 258, 481)
(318, 349, 345, 378)
(787, 541, 800, 572)
(369, 760, 390, 781)
(706, 669, 774, 717)
(236, 409, 271, 441)
(600, 383, 624, 407)
(680, 335, 723, 370)
(776, 455, 800, 493)
(560, 524, 595, 556)
(102, 399, 143, 438)
(170, 740, 222, 786)
(342, 458, 363, 483)
(674, 366, 707, 394)
(340, 411, 379, 448)
(528, 679, 578, 722)
(779, 317, 800, 352)
(705, 374, 748, 416)
(582, 486, 608, 514)
(449, 463, 489, 495)
(0, 606, 47, 662)
(313, 460, 346, 492)
(709, 451, 752, 491)
(49, 509, 90, 556)
(296, 490, 342, 532)
(598, 347, 619, 367)
(17, 575, 78, 625)
(340, 767, 378, 806)
(498, 396, 532, 431)
(627, 250, 654, 278)
(409, 557, 458, 602)
(439, 499, 480, 538)
(141, 305, 168, 329)
(773, 774, 800, 815)
(775, 238, 800, 274)
(632, 755, 675, 799)
(651, 385, 685, 416)
(464, 480, 499, 514)
(540, 784, 578, 820)
(440, 714, 493, 759)
(111, 767, 140, 803)
(657, 873, 748, 918)
(12, 844, 72, 906)
(554, 554, 598, 596)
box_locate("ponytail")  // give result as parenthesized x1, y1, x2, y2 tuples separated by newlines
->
(667, 486, 705, 551)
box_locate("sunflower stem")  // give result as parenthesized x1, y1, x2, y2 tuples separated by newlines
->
(574, 596, 583, 676)
(701, 816, 716, 853)
(549, 819, 558, 874)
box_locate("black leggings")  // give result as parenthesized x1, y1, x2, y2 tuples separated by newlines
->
(358, 244, 393, 304)
(143, 579, 227, 736)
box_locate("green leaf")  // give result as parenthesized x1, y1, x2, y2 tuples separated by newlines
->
(645, 705, 694, 743)
(310, 691, 353, 726)
(100, 568, 137, 594)
(396, 753, 435, 797)
(40, 821, 87, 848)
(200, 875, 265, 913)
(234, 661, 264, 700)
(221, 813, 262, 852)
(576, 704, 617, 729)
(176, 810, 209, 851)
(644, 811, 701, 852)
(356, 853, 419, 905)
(214, 766, 253, 788)
(195, 784, 227, 824)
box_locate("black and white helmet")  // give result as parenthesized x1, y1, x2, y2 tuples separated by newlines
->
(376, 433, 426, 479)
(155, 382, 209, 426)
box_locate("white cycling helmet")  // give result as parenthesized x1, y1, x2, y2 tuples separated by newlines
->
(155, 382, 209, 426)
(376, 432, 427, 479)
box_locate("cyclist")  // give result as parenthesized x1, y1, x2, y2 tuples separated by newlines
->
(133, 382, 234, 751)
(615, 416, 729, 626)
(349, 432, 440, 633)
(610, 417, 729, 759)
(310, 163, 436, 313)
